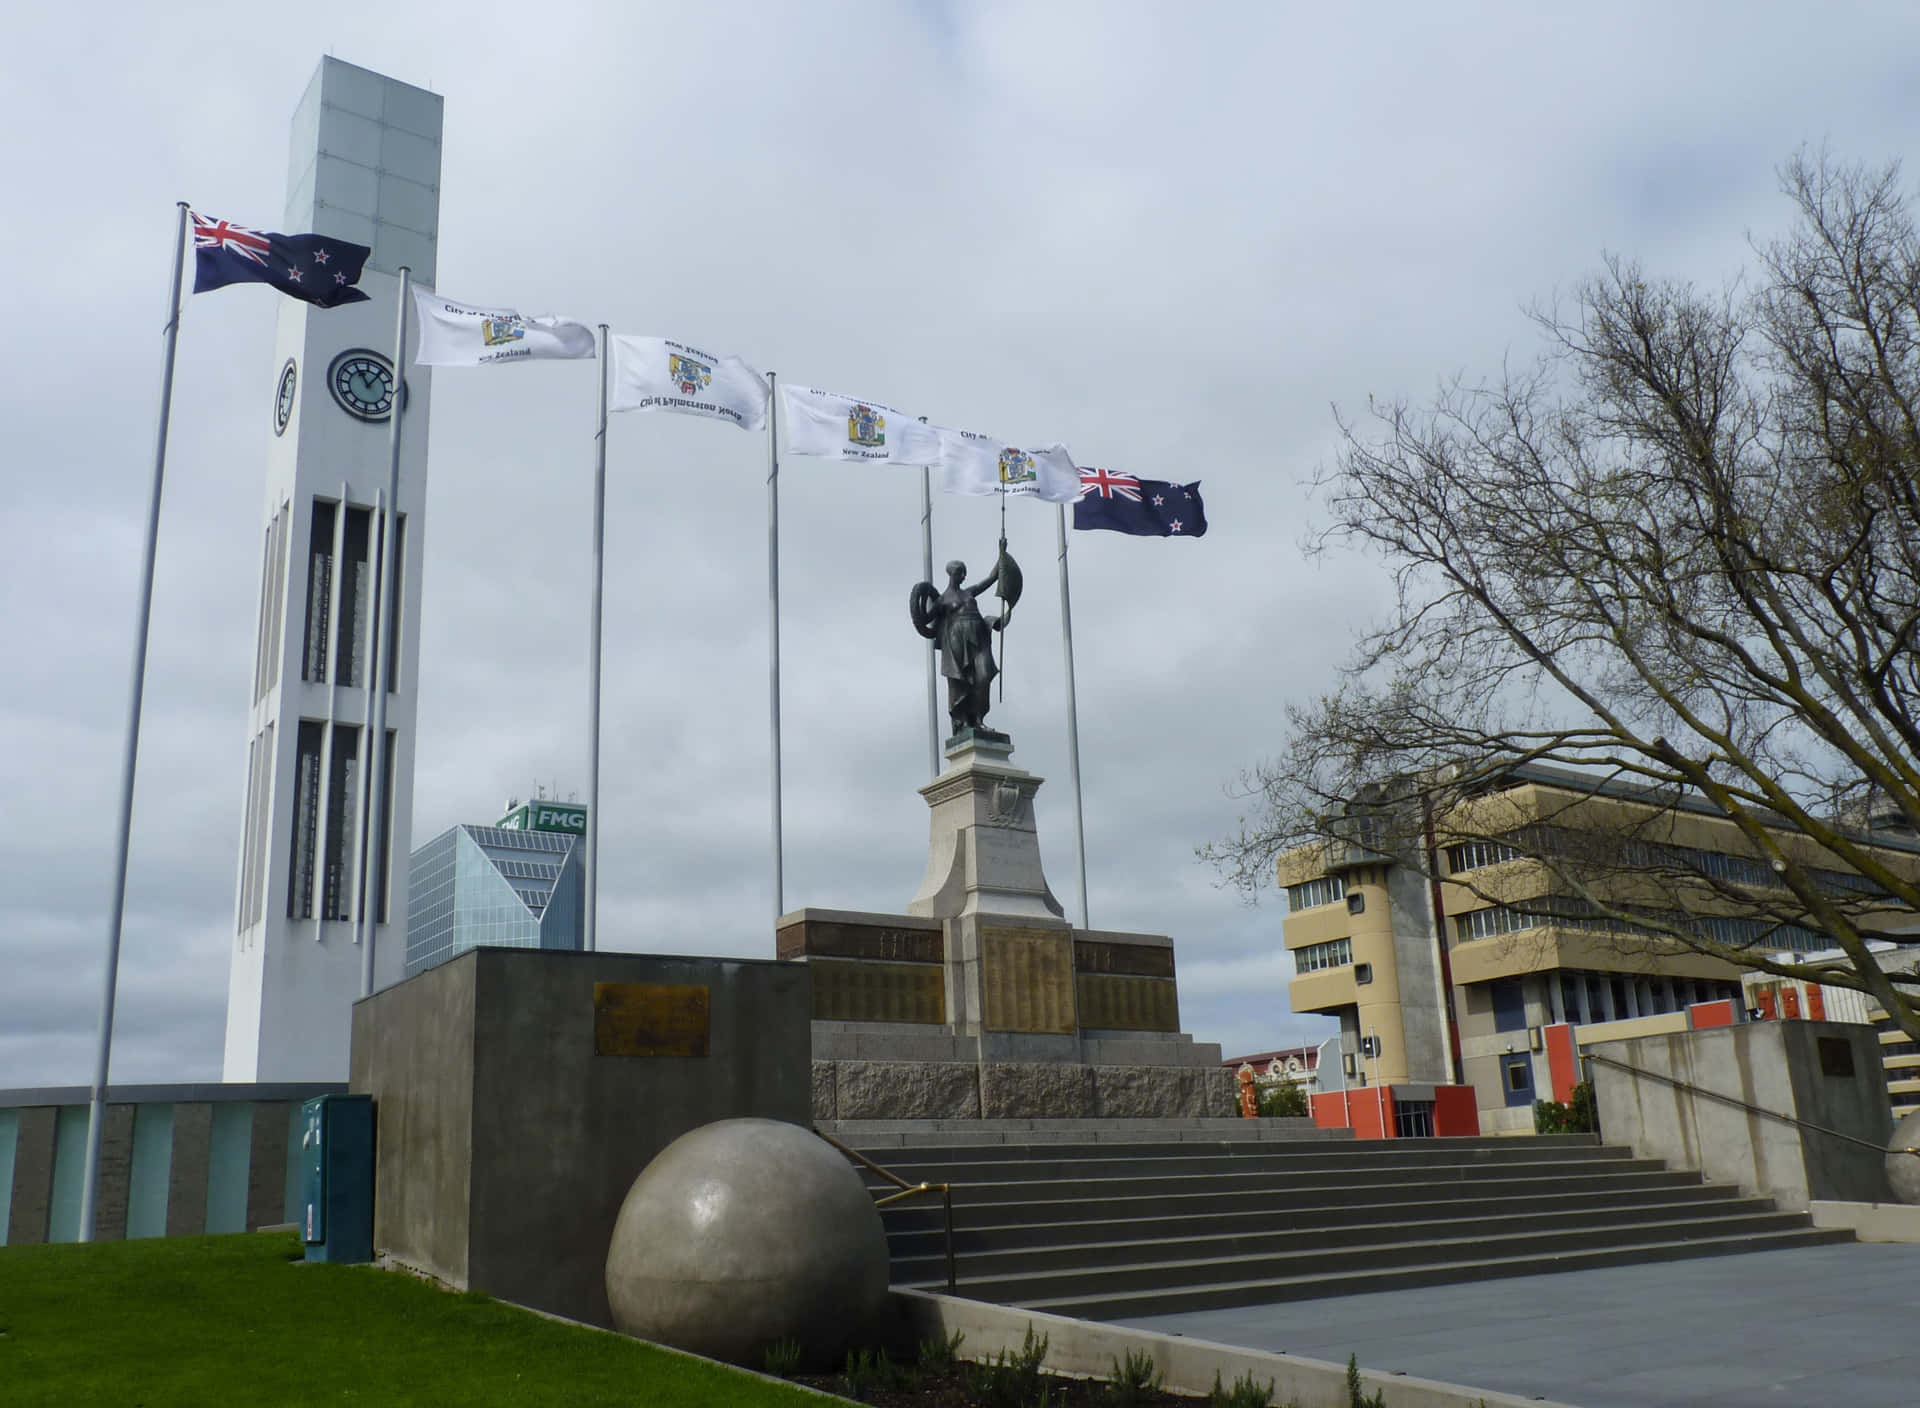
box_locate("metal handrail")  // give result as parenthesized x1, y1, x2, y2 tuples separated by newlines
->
(814, 1127, 957, 1293)
(1583, 1050, 1917, 1158)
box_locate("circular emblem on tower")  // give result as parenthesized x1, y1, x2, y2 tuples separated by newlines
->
(274, 358, 297, 436)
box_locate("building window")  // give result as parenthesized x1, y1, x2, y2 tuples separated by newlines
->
(287, 721, 323, 919)
(1294, 937, 1353, 974)
(301, 500, 336, 683)
(334, 506, 372, 688)
(1394, 1100, 1435, 1138)
(1454, 905, 1540, 944)
(1286, 875, 1346, 912)
(383, 515, 405, 693)
(1354, 962, 1374, 985)
(1347, 892, 1366, 915)
(255, 506, 289, 702)
(321, 724, 361, 921)
(1445, 839, 1520, 873)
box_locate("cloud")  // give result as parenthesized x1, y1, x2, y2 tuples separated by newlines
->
(6, 2, 1920, 1086)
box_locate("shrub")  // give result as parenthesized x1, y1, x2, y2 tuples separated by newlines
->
(1345, 1354, 1385, 1408)
(1209, 1367, 1275, 1407)
(1533, 1079, 1597, 1134)
(761, 1337, 801, 1378)
(964, 1325, 1050, 1408)
(918, 1329, 966, 1376)
(1258, 1080, 1310, 1118)
(1106, 1346, 1164, 1405)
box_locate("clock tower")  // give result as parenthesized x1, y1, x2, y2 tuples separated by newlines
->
(224, 59, 441, 1081)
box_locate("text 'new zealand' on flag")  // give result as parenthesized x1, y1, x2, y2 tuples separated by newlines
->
(1073, 468, 1208, 537)
(192, 212, 371, 308)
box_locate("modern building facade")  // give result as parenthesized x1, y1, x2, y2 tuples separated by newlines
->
(1279, 762, 1919, 1133)
(405, 808, 585, 977)
(224, 59, 442, 1081)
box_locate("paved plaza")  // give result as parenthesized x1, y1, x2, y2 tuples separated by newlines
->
(1121, 1243, 1920, 1407)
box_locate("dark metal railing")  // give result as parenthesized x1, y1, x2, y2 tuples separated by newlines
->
(1582, 1050, 1916, 1158)
(813, 1127, 957, 1293)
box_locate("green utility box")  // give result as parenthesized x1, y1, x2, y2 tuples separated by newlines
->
(300, 1093, 373, 1263)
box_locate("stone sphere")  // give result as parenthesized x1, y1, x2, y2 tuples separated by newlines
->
(1887, 1111, 1920, 1205)
(605, 1118, 890, 1369)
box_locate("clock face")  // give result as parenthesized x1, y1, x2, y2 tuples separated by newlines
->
(328, 349, 396, 422)
(274, 359, 297, 436)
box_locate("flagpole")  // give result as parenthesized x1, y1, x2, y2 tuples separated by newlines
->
(358, 266, 410, 997)
(78, 200, 190, 1243)
(767, 371, 785, 919)
(1056, 503, 1090, 930)
(351, 482, 386, 960)
(920, 466, 939, 778)
(585, 324, 609, 952)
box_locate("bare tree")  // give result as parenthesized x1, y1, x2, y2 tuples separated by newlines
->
(1208, 153, 1920, 1041)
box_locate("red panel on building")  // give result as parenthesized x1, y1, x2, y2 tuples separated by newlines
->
(1689, 999, 1736, 1029)
(1807, 986, 1826, 1021)
(1782, 987, 1802, 1019)
(1755, 987, 1778, 1020)
(1431, 1084, 1481, 1136)
(1543, 1022, 1578, 1103)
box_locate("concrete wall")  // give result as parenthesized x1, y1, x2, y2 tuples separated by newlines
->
(351, 948, 812, 1328)
(1589, 1019, 1892, 1210)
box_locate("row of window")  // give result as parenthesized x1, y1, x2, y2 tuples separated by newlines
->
(1445, 839, 1520, 873)
(1286, 875, 1347, 912)
(1453, 900, 1830, 953)
(1294, 937, 1353, 973)
(1439, 826, 1888, 900)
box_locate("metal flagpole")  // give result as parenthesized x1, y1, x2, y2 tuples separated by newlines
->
(921, 466, 939, 778)
(78, 200, 190, 1242)
(585, 324, 610, 952)
(1055, 503, 1090, 930)
(359, 266, 411, 997)
(767, 372, 784, 919)
(351, 482, 387, 962)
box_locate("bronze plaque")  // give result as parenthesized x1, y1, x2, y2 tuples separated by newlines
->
(594, 983, 710, 1057)
(1076, 974, 1180, 1033)
(981, 926, 1077, 1034)
(1073, 940, 1175, 979)
(777, 918, 943, 964)
(809, 959, 946, 1024)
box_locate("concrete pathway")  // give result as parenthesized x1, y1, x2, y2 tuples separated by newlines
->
(1119, 1243, 1920, 1407)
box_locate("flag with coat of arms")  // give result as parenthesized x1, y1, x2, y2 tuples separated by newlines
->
(780, 384, 942, 465)
(609, 335, 769, 431)
(411, 290, 597, 366)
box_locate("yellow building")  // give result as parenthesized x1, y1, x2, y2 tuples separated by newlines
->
(1280, 763, 1920, 1133)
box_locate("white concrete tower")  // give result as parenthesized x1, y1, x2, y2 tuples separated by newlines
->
(224, 59, 440, 1081)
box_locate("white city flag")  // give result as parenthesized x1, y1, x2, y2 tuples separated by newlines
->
(411, 289, 597, 366)
(608, 335, 769, 431)
(932, 426, 1006, 495)
(977, 442, 1079, 503)
(780, 384, 942, 465)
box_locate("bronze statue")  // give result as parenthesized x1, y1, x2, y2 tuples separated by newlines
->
(911, 545, 1022, 736)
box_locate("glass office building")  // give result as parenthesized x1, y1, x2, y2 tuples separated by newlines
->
(405, 823, 583, 976)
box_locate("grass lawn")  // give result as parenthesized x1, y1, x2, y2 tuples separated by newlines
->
(0, 1230, 838, 1407)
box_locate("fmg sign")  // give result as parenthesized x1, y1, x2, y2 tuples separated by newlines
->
(497, 801, 589, 836)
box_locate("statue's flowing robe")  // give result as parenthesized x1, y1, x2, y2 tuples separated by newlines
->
(936, 586, 997, 687)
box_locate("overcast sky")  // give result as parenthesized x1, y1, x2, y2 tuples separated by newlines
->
(7, 2, 1920, 1088)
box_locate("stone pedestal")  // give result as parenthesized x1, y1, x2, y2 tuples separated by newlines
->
(908, 729, 1064, 923)
(782, 731, 1232, 1120)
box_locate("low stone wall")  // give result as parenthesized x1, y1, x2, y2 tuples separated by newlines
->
(890, 1288, 1571, 1408)
(811, 1060, 1234, 1121)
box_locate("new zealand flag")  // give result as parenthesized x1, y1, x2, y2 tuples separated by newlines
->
(192, 212, 371, 308)
(1073, 468, 1208, 538)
